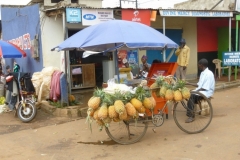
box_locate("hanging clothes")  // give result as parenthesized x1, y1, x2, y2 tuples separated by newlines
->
(49, 70, 62, 101)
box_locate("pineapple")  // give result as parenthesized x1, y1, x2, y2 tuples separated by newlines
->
(87, 108, 95, 117)
(119, 109, 128, 120)
(149, 97, 156, 108)
(173, 89, 183, 102)
(114, 100, 125, 115)
(165, 85, 174, 101)
(130, 98, 142, 111)
(146, 97, 157, 109)
(96, 119, 104, 126)
(182, 87, 191, 99)
(88, 97, 101, 110)
(93, 108, 100, 120)
(159, 83, 168, 97)
(87, 88, 104, 110)
(137, 106, 146, 113)
(125, 102, 137, 117)
(113, 117, 121, 122)
(102, 117, 112, 127)
(155, 75, 165, 86)
(98, 103, 108, 120)
(108, 105, 119, 119)
(150, 82, 158, 92)
(143, 97, 154, 109)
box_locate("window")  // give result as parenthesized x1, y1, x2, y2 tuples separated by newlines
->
(71, 0, 78, 3)
(51, 0, 61, 3)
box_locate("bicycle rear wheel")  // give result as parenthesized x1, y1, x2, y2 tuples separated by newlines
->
(173, 91, 213, 134)
(105, 116, 148, 145)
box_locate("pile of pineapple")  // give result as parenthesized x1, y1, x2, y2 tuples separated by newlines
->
(150, 75, 191, 101)
(86, 87, 156, 131)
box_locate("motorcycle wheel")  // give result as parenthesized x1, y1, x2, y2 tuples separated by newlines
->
(17, 101, 37, 123)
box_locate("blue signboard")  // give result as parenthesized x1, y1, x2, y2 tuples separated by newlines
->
(222, 51, 240, 66)
(127, 50, 138, 65)
(66, 8, 81, 23)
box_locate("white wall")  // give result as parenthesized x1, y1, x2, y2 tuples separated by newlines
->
(41, 12, 64, 69)
(151, 16, 198, 79)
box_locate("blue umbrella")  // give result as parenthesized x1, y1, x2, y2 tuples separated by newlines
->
(52, 20, 178, 83)
(0, 40, 27, 58)
(52, 19, 178, 51)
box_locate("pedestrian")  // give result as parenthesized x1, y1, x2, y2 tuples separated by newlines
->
(13, 61, 20, 72)
(175, 38, 190, 80)
(185, 59, 215, 123)
(4, 65, 18, 112)
(139, 55, 151, 78)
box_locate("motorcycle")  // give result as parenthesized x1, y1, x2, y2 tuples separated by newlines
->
(9, 72, 37, 123)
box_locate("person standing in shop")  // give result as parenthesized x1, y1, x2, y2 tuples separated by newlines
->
(175, 38, 190, 80)
(13, 61, 20, 72)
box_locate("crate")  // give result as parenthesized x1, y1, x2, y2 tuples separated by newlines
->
(147, 62, 178, 86)
(146, 96, 167, 116)
(146, 62, 178, 118)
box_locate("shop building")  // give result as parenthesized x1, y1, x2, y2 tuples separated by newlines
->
(1, 0, 239, 91)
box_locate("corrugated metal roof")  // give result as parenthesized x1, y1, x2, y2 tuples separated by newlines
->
(1, 4, 236, 13)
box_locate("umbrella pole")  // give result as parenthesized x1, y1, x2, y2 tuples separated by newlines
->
(114, 50, 120, 83)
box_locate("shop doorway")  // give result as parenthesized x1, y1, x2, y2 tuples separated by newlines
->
(146, 29, 182, 64)
(68, 29, 109, 88)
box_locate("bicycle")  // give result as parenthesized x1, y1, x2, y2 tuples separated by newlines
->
(105, 90, 213, 145)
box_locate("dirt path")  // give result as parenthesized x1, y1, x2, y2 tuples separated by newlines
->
(0, 87, 240, 160)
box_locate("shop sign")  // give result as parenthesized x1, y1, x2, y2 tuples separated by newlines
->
(82, 9, 113, 26)
(222, 51, 240, 66)
(66, 8, 81, 23)
(159, 10, 233, 17)
(127, 50, 138, 65)
(122, 9, 151, 26)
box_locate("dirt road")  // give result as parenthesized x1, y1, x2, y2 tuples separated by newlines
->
(0, 87, 240, 160)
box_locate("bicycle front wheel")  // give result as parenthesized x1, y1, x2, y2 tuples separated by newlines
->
(173, 91, 213, 134)
(105, 116, 148, 145)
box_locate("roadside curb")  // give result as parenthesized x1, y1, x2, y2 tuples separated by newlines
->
(215, 80, 240, 90)
(39, 80, 240, 118)
(40, 101, 88, 118)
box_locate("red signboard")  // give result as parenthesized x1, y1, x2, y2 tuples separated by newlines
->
(122, 9, 151, 26)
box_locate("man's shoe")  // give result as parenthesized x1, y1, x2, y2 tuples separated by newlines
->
(185, 117, 195, 123)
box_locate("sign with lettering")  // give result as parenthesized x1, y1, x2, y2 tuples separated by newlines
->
(236, 0, 240, 12)
(122, 9, 151, 26)
(82, 9, 113, 26)
(159, 10, 233, 17)
(66, 8, 81, 23)
(223, 52, 240, 66)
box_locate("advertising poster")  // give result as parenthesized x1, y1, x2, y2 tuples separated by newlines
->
(66, 8, 81, 23)
(82, 9, 113, 26)
(122, 9, 151, 26)
(127, 50, 138, 65)
(118, 50, 128, 68)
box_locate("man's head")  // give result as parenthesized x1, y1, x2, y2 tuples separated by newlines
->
(198, 58, 208, 71)
(180, 38, 186, 48)
(6, 65, 11, 73)
(141, 55, 147, 64)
